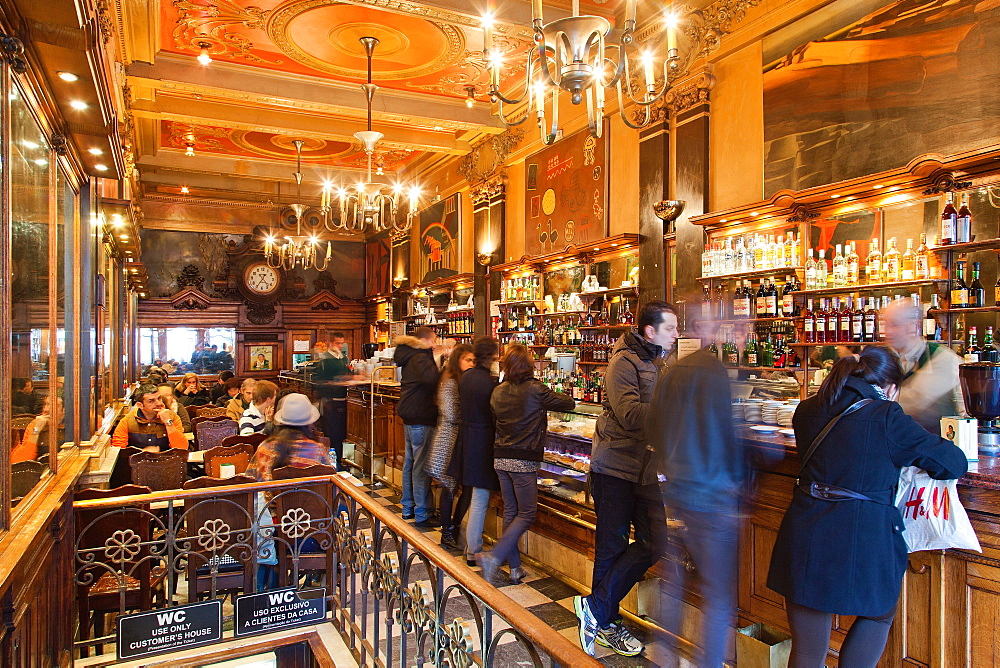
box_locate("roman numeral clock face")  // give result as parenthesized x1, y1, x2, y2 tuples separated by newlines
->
(243, 262, 281, 298)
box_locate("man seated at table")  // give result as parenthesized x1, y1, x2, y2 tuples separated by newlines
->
(225, 378, 256, 421)
(215, 377, 242, 407)
(112, 383, 188, 451)
(239, 380, 277, 435)
(12, 395, 64, 463)
(157, 381, 193, 432)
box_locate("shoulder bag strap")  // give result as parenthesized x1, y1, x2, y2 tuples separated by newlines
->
(797, 398, 874, 478)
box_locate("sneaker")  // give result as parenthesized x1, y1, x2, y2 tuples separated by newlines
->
(573, 596, 598, 656)
(476, 552, 499, 583)
(402, 513, 415, 521)
(596, 621, 644, 657)
(508, 566, 527, 584)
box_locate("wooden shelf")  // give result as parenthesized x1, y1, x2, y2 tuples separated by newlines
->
(726, 365, 807, 373)
(531, 311, 590, 318)
(492, 233, 640, 274)
(699, 267, 804, 283)
(578, 360, 609, 366)
(929, 305, 1000, 314)
(716, 316, 803, 324)
(794, 278, 946, 296)
(579, 325, 631, 331)
(497, 299, 544, 308)
(578, 286, 639, 298)
(788, 340, 887, 347)
(932, 238, 1000, 255)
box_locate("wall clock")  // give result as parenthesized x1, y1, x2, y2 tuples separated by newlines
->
(241, 261, 284, 301)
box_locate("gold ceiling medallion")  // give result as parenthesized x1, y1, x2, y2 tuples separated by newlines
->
(166, 122, 229, 153)
(265, 0, 463, 80)
(229, 132, 353, 162)
(171, 0, 280, 65)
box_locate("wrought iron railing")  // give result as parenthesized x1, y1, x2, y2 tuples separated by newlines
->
(72, 474, 599, 667)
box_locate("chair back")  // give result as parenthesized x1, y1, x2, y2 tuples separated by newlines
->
(181, 475, 255, 598)
(193, 418, 238, 451)
(202, 442, 255, 478)
(271, 464, 336, 541)
(129, 449, 187, 491)
(220, 432, 267, 449)
(194, 406, 227, 419)
(109, 446, 143, 489)
(11, 460, 46, 502)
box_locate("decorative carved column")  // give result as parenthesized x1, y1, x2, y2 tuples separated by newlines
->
(639, 108, 670, 303)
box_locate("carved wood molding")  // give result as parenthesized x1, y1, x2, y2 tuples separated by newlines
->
(663, 71, 716, 116)
(170, 287, 212, 311)
(458, 128, 525, 185)
(470, 177, 506, 207)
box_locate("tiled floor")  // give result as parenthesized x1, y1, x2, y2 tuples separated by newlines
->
(366, 484, 691, 667)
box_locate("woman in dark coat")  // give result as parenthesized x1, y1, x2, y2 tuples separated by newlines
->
(451, 337, 500, 565)
(767, 347, 967, 667)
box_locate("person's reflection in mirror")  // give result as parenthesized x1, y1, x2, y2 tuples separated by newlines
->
(12, 395, 63, 464)
(12, 378, 39, 415)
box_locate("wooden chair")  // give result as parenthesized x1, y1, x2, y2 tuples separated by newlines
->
(129, 449, 188, 491)
(193, 417, 238, 451)
(11, 413, 36, 446)
(109, 446, 143, 489)
(182, 475, 256, 601)
(271, 464, 337, 588)
(220, 432, 267, 450)
(202, 442, 256, 478)
(11, 460, 46, 503)
(195, 405, 228, 419)
(74, 484, 164, 657)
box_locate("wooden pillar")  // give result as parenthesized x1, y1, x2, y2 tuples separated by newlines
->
(471, 178, 506, 338)
(639, 114, 670, 303)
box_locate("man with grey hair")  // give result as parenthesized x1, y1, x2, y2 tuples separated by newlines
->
(881, 299, 964, 432)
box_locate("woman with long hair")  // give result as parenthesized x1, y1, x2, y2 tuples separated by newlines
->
(426, 343, 475, 549)
(767, 346, 966, 666)
(477, 344, 574, 583)
(175, 372, 210, 407)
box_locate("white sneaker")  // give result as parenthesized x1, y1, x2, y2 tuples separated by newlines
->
(573, 596, 598, 656)
(596, 621, 644, 656)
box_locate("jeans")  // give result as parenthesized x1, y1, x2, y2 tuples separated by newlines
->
(786, 601, 895, 668)
(661, 505, 740, 667)
(587, 472, 666, 627)
(441, 485, 472, 528)
(401, 425, 435, 521)
(464, 487, 492, 556)
(491, 470, 537, 569)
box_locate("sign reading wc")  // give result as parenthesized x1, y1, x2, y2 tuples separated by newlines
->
(117, 600, 222, 660)
(234, 587, 326, 637)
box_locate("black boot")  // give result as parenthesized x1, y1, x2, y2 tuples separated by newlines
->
(440, 525, 459, 550)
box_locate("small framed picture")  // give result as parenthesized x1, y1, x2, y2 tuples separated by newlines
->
(248, 345, 274, 371)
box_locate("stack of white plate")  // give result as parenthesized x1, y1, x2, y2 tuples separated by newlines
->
(743, 402, 763, 423)
(761, 401, 782, 425)
(777, 404, 797, 427)
(732, 402, 746, 422)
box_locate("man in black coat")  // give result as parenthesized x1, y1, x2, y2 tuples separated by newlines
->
(647, 316, 746, 667)
(393, 327, 441, 526)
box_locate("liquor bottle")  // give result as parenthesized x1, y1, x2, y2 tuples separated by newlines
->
(901, 238, 916, 281)
(776, 236, 786, 268)
(951, 260, 969, 309)
(725, 334, 740, 366)
(733, 281, 749, 319)
(866, 238, 882, 284)
(964, 327, 980, 363)
(838, 297, 852, 343)
(846, 242, 860, 286)
(883, 237, 901, 282)
(773, 335, 786, 368)
(923, 293, 940, 340)
(832, 244, 847, 288)
(804, 248, 817, 289)
(876, 296, 889, 341)
(764, 234, 777, 270)
(915, 234, 930, 280)
(715, 282, 727, 319)
(864, 297, 878, 342)
(969, 261, 986, 308)
(814, 298, 827, 343)
(984, 326, 999, 363)
(756, 280, 767, 317)
(781, 276, 796, 317)
(803, 298, 815, 343)
(850, 297, 864, 342)
(941, 193, 958, 245)
(743, 333, 758, 367)
(765, 280, 779, 318)
(790, 232, 802, 267)
(957, 194, 972, 245)
(817, 249, 829, 288)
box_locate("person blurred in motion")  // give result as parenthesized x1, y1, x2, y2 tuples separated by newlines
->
(394, 327, 441, 525)
(882, 299, 964, 432)
(157, 382, 193, 433)
(453, 337, 500, 565)
(648, 315, 744, 667)
(575, 301, 678, 657)
(176, 372, 210, 407)
(767, 347, 967, 667)
(314, 332, 353, 467)
(13, 395, 64, 463)
(477, 344, 575, 584)
(426, 343, 474, 550)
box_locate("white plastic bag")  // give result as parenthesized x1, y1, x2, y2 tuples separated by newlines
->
(895, 466, 981, 553)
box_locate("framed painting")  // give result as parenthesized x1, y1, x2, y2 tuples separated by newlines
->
(418, 193, 461, 283)
(524, 123, 608, 256)
(248, 345, 274, 371)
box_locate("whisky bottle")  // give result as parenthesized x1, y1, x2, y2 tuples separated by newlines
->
(866, 238, 882, 285)
(901, 239, 916, 281)
(915, 234, 930, 280)
(883, 238, 901, 282)
(941, 193, 958, 245)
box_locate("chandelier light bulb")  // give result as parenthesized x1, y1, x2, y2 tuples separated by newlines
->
(196, 43, 213, 66)
(185, 143, 195, 157)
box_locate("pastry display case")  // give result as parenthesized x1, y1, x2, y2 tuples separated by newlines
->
(539, 403, 601, 509)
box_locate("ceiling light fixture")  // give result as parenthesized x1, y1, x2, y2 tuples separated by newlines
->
(484, 2, 682, 144)
(57, 71, 78, 82)
(94, 164, 108, 171)
(185, 142, 195, 157)
(465, 86, 477, 108)
(180, 186, 190, 194)
(70, 100, 88, 110)
(196, 42, 213, 66)
(89, 147, 103, 155)
(320, 37, 419, 233)
(264, 139, 331, 271)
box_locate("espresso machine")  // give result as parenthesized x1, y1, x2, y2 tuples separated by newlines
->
(959, 362, 1000, 455)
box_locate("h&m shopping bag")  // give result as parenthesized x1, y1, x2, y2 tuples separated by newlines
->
(894, 466, 981, 553)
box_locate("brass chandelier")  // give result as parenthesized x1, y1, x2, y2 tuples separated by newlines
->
(484, 0, 680, 144)
(264, 139, 331, 271)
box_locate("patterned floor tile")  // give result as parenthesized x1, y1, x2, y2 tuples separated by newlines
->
(526, 575, 580, 601)
(524, 601, 580, 631)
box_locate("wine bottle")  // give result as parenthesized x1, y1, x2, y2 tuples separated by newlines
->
(941, 193, 958, 245)
(815, 298, 827, 344)
(851, 297, 864, 343)
(864, 297, 878, 342)
(971, 261, 986, 308)
(756, 280, 767, 317)
(951, 260, 969, 308)
(765, 280, 779, 318)
(984, 326, 998, 363)
(957, 194, 972, 245)
(838, 297, 852, 343)
(782, 276, 796, 317)
(924, 294, 940, 341)
(743, 333, 758, 367)
(804, 298, 815, 343)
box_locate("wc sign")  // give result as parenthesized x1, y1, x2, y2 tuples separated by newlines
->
(234, 587, 326, 637)
(117, 599, 222, 660)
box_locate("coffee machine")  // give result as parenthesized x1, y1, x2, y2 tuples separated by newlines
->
(959, 362, 1000, 455)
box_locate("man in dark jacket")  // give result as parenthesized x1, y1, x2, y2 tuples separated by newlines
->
(394, 328, 440, 526)
(574, 301, 678, 657)
(647, 316, 745, 667)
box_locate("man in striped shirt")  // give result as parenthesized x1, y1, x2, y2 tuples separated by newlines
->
(239, 380, 278, 435)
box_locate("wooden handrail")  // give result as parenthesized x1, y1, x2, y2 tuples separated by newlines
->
(72, 472, 601, 667)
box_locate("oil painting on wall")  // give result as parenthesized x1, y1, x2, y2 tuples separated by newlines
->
(763, 0, 1000, 197)
(418, 193, 461, 283)
(524, 125, 608, 256)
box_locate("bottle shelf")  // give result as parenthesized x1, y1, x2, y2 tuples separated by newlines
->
(578, 286, 639, 298)
(699, 267, 804, 282)
(929, 305, 1000, 314)
(788, 340, 888, 347)
(498, 299, 544, 308)
(578, 360, 610, 366)
(726, 365, 807, 373)
(794, 278, 947, 296)
(932, 238, 1000, 255)
(716, 316, 804, 324)
(530, 311, 591, 318)
(579, 325, 631, 331)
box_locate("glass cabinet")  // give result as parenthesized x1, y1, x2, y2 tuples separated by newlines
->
(540, 404, 600, 508)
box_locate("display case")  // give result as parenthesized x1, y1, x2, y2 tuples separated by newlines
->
(539, 403, 601, 509)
